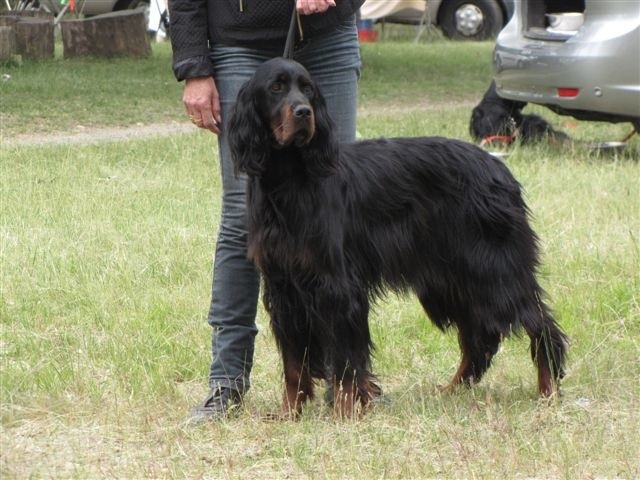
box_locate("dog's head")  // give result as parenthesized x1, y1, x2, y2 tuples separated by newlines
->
(470, 103, 518, 146)
(469, 80, 527, 146)
(260, 58, 317, 148)
(228, 57, 338, 177)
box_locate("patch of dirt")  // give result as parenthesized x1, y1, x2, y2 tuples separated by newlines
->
(2, 101, 477, 147)
(2, 121, 198, 147)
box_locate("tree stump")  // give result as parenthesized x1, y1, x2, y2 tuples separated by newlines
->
(0, 16, 19, 27)
(1, 10, 53, 20)
(14, 18, 54, 59)
(0, 26, 16, 61)
(60, 10, 151, 59)
(0, 14, 54, 60)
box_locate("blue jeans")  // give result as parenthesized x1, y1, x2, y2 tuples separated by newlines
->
(206, 19, 361, 393)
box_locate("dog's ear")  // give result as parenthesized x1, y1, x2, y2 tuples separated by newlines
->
(227, 80, 270, 177)
(469, 105, 487, 140)
(302, 84, 339, 177)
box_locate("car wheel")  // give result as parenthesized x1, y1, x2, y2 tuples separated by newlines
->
(114, 0, 150, 12)
(439, 0, 504, 40)
(114, 0, 150, 26)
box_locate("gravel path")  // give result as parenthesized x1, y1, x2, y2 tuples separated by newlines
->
(2, 101, 477, 148)
(2, 121, 198, 147)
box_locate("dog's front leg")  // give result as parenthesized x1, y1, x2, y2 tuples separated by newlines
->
(332, 375, 359, 418)
(279, 350, 314, 420)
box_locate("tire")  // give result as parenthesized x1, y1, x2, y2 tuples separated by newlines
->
(438, 0, 504, 40)
(114, 0, 154, 30)
(114, 0, 149, 12)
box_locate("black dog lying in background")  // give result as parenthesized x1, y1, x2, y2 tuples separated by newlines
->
(470, 81, 569, 147)
(229, 58, 567, 418)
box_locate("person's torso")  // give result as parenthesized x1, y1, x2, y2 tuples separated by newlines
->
(208, 0, 364, 50)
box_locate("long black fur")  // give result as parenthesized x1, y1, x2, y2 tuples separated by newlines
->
(470, 80, 569, 146)
(228, 58, 568, 416)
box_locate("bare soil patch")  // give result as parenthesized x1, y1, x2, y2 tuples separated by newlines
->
(2, 121, 198, 147)
(2, 101, 476, 147)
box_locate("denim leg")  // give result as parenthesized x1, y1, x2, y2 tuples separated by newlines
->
(204, 21, 360, 393)
(295, 18, 361, 143)
(207, 50, 271, 393)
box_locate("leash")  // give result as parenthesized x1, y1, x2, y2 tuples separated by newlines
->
(283, 5, 302, 59)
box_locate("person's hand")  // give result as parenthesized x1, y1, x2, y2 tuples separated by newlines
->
(183, 76, 221, 135)
(296, 0, 336, 15)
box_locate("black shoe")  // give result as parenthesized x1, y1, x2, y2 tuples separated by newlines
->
(188, 387, 242, 424)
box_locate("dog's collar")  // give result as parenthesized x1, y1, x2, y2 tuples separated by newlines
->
(480, 134, 517, 147)
(480, 117, 518, 147)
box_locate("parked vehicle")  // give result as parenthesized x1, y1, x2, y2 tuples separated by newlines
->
(12, 0, 151, 18)
(79, 0, 148, 16)
(363, 0, 515, 41)
(493, 0, 640, 129)
(7, 0, 169, 33)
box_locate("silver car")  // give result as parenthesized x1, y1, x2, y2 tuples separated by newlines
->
(14, 0, 149, 18)
(493, 0, 640, 129)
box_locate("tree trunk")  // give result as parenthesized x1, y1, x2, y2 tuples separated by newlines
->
(60, 10, 151, 59)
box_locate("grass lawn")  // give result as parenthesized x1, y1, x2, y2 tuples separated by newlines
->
(1, 39, 639, 478)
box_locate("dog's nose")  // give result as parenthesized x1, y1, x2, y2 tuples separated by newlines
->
(293, 105, 312, 118)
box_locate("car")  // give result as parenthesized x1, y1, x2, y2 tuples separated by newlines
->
(15, 0, 150, 17)
(11, 0, 168, 33)
(361, 0, 515, 41)
(493, 0, 640, 129)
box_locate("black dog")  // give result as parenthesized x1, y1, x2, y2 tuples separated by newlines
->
(470, 80, 569, 147)
(228, 58, 567, 418)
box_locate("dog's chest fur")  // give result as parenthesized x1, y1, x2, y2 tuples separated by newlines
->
(247, 167, 344, 277)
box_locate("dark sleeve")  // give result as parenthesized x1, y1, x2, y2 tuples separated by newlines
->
(168, 0, 215, 81)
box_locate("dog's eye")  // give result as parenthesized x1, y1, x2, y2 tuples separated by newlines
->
(301, 83, 314, 97)
(270, 82, 283, 93)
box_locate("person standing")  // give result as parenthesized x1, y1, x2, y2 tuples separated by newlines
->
(169, 0, 365, 422)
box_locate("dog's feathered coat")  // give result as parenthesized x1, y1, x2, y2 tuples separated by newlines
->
(228, 58, 567, 417)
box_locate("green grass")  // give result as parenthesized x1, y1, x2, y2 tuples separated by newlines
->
(0, 44, 184, 138)
(360, 41, 495, 107)
(1, 40, 495, 138)
(1, 40, 639, 478)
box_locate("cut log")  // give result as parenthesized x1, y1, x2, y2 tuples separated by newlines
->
(60, 10, 151, 59)
(12, 17, 54, 59)
(0, 26, 16, 61)
(0, 16, 19, 28)
(1, 10, 54, 20)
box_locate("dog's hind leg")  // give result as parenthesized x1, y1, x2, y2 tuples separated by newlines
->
(437, 327, 473, 393)
(417, 291, 503, 391)
(438, 325, 502, 392)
